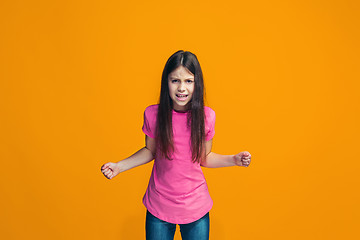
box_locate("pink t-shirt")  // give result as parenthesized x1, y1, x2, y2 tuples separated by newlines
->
(141, 104, 216, 224)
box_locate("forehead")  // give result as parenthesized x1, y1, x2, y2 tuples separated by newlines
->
(168, 66, 194, 79)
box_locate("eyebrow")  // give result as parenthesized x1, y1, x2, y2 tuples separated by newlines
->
(169, 77, 194, 80)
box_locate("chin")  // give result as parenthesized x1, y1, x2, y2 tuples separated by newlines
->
(173, 102, 190, 110)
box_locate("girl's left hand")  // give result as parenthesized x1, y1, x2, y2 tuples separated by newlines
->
(234, 151, 252, 167)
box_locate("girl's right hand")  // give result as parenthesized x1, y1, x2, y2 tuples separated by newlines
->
(234, 151, 252, 167)
(101, 162, 121, 180)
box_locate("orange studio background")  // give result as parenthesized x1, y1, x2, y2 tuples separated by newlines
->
(1, 0, 359, 239)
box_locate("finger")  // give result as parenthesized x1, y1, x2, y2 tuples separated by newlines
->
(104, 163, 113, 169)
(103, 170, 109, 177)
(101, 164, 109, 170)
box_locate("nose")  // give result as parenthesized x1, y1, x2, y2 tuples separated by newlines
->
(178, 82, 185, 92)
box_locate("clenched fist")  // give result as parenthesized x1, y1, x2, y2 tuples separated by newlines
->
(101, 162, 121, 180)
(234, 151, 252, 167)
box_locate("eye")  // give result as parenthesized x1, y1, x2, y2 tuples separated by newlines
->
(186, 80, 194, 83)
(171, 79, 179, 83)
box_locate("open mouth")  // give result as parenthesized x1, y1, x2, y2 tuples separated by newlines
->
(176, 94, 188, 101)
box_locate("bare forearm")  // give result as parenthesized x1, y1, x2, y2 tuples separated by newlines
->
(117, 147, 154, 172)
(201, 152, 236, 168)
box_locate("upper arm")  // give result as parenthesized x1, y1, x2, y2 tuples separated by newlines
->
(205, 107, 216, 141)
(145, 135, 156, 157)
(205, 139, 213, 156)
(142, 105, 157, 138)
(201, 139, 213, 167)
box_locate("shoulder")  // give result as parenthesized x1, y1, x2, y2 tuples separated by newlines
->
(144, 104, 159, 119)
(204, 106, 215, 118)
(144, 104, 159, 114)
(145, 104, 159, 111)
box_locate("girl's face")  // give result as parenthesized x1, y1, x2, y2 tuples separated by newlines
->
(168, 65, 195, 111)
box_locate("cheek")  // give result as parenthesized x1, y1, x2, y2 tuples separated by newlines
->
(189, 85, 195, 94)
(168, 84, 174, 94)
(170, 87, 178, 98)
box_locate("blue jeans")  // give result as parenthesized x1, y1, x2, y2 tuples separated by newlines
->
(145, 210, 210, 240)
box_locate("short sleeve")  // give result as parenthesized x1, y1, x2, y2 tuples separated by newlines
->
(142, 105, 157, 138)
(205, 107, 216, 141)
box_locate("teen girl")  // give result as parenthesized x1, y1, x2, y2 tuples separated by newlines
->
(101, 50, 252, 240)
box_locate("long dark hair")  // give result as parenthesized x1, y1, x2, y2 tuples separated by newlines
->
(156, 50, 206, 164)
